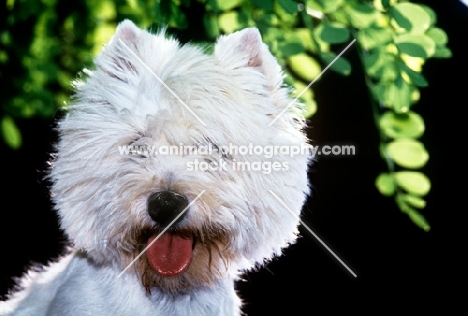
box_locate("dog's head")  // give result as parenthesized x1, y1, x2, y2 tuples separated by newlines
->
(50, 20, 311, 294)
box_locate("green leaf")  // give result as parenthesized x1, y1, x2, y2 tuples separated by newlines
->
(426, 28, 448, 45)
(203, 14, 220, 38)
(288, 53, 321, 82)
(364, 50, 381, 76)
(160, 0, 187, 28)
(1, 116, 22, 149)
(391, 3, 432, 34)
(344, 3, 379, 29)
(380, 111, 425, 139)
(408, 209, 431, 231)
(358, 27, 393, 51)
(251, 0, 274, 11)
(410, 86, 421, 104)
(398, 62, 428, 87)
(401, 194, 426, 209)
(207, 0, 244, 12)
(394, 171, 431, 196)
(277, 0, 298, 14)
(396, 195, 430, 231)
(321, 52, 351, 76)
(395, 194, 412, 214)
(278, 40, 306, 57)
(376, 0, 391, 10)
(261, 13, 279, 26)
(364, 50, 394, 78)
(317, 0, 344, 13)
(386, 138, 429, 168)
(376, 172, 395, 196)
(420, 4, 437, 26)
(98, 0, 116, 20)
(395, 34, 436, 58)
(395, 76, 412, 113)
(292, 28, 317, 52)
(372, 83, 391, 108)
(304, 97, 317, 118)
(219, 12, 248, 33)
(315, 22, 350, 44)
(433, 47, 452, 58)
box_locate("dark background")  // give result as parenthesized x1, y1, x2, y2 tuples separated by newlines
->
(1, 0, 466, 313)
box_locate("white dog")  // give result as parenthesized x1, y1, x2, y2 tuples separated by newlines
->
(0, 20, 311, 315)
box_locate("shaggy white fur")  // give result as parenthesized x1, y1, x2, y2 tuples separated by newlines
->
(0, 20, 311, 315)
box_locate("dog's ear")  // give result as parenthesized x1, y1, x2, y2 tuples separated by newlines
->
(214, 28, 282, 87)
(114, 19, 141, 44)
(97, 19, 141, 82)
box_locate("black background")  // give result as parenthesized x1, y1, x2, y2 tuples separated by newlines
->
(1, 0, 466, 313)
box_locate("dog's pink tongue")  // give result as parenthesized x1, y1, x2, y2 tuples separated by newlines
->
(146, 233, 193, 276)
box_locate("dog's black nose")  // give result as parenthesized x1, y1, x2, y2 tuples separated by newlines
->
(147, 191, 189, 227)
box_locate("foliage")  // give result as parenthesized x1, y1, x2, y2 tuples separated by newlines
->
(0, 0, 451, 230)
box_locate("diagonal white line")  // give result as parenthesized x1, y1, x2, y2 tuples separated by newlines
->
(117, 190, 206, 278)
(269, 39, 357, 126)
(268, 190, 357, 277)
(118, 38, 207, 127)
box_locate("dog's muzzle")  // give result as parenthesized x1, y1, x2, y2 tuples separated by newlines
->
(146, 191, 193, 277)
(147, 191, 189, 228)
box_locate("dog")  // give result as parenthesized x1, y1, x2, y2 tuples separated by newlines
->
(0, 20, 311, 315)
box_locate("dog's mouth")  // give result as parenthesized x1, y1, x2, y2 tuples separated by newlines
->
(146, 232, 194, 277)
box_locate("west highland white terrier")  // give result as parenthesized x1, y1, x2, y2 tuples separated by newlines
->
(0, 20, 311, 315)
